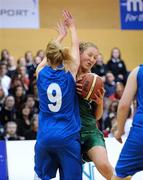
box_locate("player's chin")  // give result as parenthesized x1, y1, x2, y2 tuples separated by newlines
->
(84, 65, 92, 71)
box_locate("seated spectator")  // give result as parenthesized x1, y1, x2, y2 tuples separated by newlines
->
(24, 113, 38, 140)
(27, 56, 41, 80)
(0, 95, 17, 126)
(103, 100, 119, 131)
(7, 56, 17, 78)
(0, 86, 5, 111)
(0, 62, 11, 96)
(104, 71, 116, 98)
(91, 53, 108, 79)
(29, 81, 39, 107)
(111, 81, 125, 100)
(17, 66, 30, 91)
(25, 94, 39, 114)
(17, 57, 26, 67)
(9, 76, 25, 95)
(4, 121, 24, 140)
(0, 49, 10, 64)
(13, 85, 26, 113)
(107, 47, 128, 84)
(17, 104, 32, 136)
(36, 49, 45, 60)
(24, 51, 34, 77)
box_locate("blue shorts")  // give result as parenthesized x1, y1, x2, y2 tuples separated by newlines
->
(34, 133, 82, 180)
(115, 126, 143, 178)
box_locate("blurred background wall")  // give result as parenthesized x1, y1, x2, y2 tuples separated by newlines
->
(0, 0, 142, 70)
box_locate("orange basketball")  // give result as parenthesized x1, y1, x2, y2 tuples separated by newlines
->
(77, 73, 103, 101)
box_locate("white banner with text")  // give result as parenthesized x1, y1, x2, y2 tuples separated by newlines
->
(0, 0, 39, 28)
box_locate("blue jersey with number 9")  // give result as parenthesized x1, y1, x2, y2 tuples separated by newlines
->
(36, 65, 80, 145)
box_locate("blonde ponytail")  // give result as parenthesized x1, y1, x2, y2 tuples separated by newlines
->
(46, 41, 73, 69)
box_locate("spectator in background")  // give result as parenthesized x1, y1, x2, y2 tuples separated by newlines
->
(115, 82, 125, 100)
(111, 82, 125, 101)
(0, 62, 11, 96)
(107, 47, 128, 84)
(28, 56, 42, 81)
(17, 66, 30, 91)
(91, 53, 108, 80)
(17, 57, 26, 67)
(0, 86, 5, 111)
(17, 104, 32, 137)
(4, 121, 24, 140)
(0, 49, 10, 64)
(9, 76, 24, 95)
(24, 51, 34, 77)
(13, 85, 26, 113)
(104, 71, 116, 98)
(0, 95, 17, 126)
(24, 113, 38, 140)
(25, 94, 39, 114)
(28, 81, 39, 108)
(7, 56, 17, 78)
(103, 100, 119, 133)
(36, 49, 45, 60)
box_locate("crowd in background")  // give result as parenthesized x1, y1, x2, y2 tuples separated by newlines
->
(0, 47, 134, 140)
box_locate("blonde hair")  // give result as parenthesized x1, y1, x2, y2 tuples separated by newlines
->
(79, 42, 98, 54)
(46, 41, 73, 67)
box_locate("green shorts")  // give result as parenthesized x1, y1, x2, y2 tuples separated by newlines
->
(80, 128, 105, 162)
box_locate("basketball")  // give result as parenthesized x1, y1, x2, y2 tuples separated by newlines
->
(77, 73, 103, 101)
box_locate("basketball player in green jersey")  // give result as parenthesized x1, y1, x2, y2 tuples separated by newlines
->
(76, 42, 113, 180)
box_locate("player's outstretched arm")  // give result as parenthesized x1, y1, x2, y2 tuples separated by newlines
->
(63, 10, 80, 78)
(115, 67, 138, 143)
(54, 20, 67, 45)
(36, 19, 67, 77)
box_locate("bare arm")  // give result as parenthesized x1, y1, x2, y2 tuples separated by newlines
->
(63, 10, 80, 78)
(54, 20, 67, 45)
(115, 67, 139, 143)
(36, 57, 47, 77)
(36, 20, 67, 77)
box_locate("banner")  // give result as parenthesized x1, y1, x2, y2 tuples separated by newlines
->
(0, 0, 39, 29)
(0, 141, 8, 180)
(120, 0, 143, 30)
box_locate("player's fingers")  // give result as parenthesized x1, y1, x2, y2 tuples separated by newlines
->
(77, 74, 85, 81)
(66, 10, 72, 18)
(63, 10, 69, 20)
(76, 83, 82, 88)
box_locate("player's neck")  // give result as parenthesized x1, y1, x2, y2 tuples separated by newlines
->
(77, 67, 90, 76)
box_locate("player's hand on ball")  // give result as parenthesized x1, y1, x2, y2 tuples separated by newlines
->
(92, 88, 105, 104)
(76, 75, 85, 95)
(76, 82, 82, 95)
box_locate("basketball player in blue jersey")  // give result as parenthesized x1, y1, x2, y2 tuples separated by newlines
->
(34, 10, 82, 180)
(112, 65, 143, 180)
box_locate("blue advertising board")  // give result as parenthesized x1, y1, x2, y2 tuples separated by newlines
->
(120, 0, 143, 30)
(0, 141, 8, 180)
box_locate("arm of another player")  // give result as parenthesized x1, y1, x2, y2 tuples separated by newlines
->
(36, 20, 67, 77)
(54, 20, 67, 45)
(63, 10, 80, 79)
(114, 67, 138, 143)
